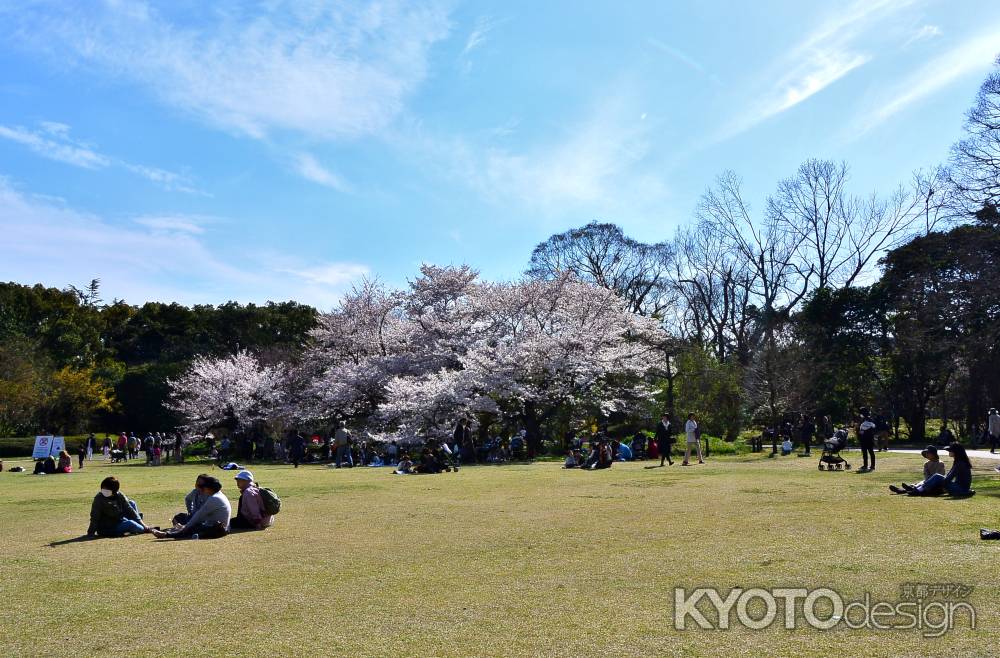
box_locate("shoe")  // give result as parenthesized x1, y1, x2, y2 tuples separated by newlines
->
(681, 462, 689, 466)
(901, 483, 915, 491)
(191, 534, 200, 540)
(857, 467, 869, 473)
(889, 485, 905, 494)
(698, 460, 704, 464)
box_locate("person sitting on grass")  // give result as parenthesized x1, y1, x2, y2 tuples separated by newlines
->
(580, 441, 600, 469)
(152, 476, 230, 540)
(905, 443, 974, 497)
(563, 449, 580, 469)
(780, 437, 793, 456)
(230, 470, 273, 531)
(394, 453, 414, 475)
(87, 476, 154, 537)
(55, 449, 73, 473)
(171, 474, 210, 526)
(889, 446, 946, 495)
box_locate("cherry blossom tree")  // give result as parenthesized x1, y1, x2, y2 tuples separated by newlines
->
(167, 349, 284, 431)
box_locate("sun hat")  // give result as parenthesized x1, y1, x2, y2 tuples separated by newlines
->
(920, 445, 938, 458)
(234, 469, 254, 482)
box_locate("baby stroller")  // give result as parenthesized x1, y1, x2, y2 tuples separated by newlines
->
(818, 429, 851, 471)
(109, 449, 126, 463)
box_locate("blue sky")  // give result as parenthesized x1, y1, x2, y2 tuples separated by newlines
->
(1, 0, 998, 309)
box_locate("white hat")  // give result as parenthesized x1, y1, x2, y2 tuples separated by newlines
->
(234, 470, 254, 482)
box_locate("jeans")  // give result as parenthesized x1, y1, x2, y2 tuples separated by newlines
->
(167, 515, 228, 539)
(919, 473, 968, 496)
(107, 500, 145, 536)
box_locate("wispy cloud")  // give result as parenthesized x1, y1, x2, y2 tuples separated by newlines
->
(0, 124, 110, 169)
(293, 154, 351, 192)
(902, 24, 942, 48)
(133, 215, 214, 235)
(408, 90, 668, 220)
(459, 15, 505, 73)
(8, 1, 451, 141)
(850, 28, 1000, 137)
(647, 38, 719, 83)
(0, 121, 201, 193)
(279, 262, 371, 288)
(0, 178, 366, 308)
(717, 0, 913, 141)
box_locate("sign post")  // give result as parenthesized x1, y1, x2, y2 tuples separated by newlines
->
(32, 435, 54, 459)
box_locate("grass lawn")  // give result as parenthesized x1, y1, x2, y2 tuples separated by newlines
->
(0, 452, 997, 657)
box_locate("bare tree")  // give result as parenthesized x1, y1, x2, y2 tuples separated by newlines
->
(527, 222, 676, 317)
(768, 159, 923, 290)
(949, 54, 1000, 214)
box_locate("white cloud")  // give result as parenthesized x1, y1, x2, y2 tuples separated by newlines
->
(133, 215, 212, 235)
(0, 121, 201, 193)
(0, 178, 366, 308)
(280, 263, 371, 288)
(851, 28, 1000, 136)
(0, 124, 110, 169)
(293, 153, 351, 192)
(10, 1, 452, 141)
(718, 0, 913, 140)
(409, 91, 668, 220)
(902, 24, 942, 48)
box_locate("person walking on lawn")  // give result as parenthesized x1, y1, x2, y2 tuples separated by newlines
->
(655, 413, 675, 466)
(682, 413, 704, 466)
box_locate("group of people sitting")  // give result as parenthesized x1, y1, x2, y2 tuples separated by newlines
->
(33, 450, 74, 475)
(392, 443, 459, 474)
(563, 439, 616, 470)
(888, 443, 974, 497)
(86, 470, 276, 540)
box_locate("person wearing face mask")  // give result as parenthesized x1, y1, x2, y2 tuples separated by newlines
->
(87, 476, 153, 537)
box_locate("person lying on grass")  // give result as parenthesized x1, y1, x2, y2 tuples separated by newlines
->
(152, 475, 230, 540)
(87, 476, 154, 537)
(230, 470, 273, 531)
(889, 445, 947, 495)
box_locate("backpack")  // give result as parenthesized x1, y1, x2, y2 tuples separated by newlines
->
(259, 486, 281, 515)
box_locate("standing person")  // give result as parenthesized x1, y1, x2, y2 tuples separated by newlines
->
(799, 415, 816, 456)
(857, 410, 877, 473)
(85, 433, 96, 461)
(174, 432, 184, 463)
(988, 408, 1000, 454)
(118, 433, 129, 461)
(288, 431, 305, 468)
(452, 419, 465, 463)
(682, 413, 704, 466)
(230, 470, 274, 531)
(102, 435, 112, 459)
(875, 413, 891, 452)
(334, 422, 353, 468)
(655, 413, 674, 466)
(77, 442, 86, 470)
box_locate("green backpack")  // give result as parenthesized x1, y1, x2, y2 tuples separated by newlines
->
(259, 486, 281, 515)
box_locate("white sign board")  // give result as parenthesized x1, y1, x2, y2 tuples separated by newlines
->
(32, 435, 54, 459)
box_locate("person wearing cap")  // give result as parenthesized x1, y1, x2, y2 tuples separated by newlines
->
(152, 475, 231, 540)
(230, 470, 273, 531)
(988, 408, 1000, 454)
(889, 446, 946, 495)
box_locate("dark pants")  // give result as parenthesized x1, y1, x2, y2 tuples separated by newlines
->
(660, 442, 673, 465)
(991, 434, 999, 452)
(230, 516, 258, 531)
(860, 441, 876, 470)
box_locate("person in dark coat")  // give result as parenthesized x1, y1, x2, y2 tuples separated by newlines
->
(655, 413, 675, 466)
